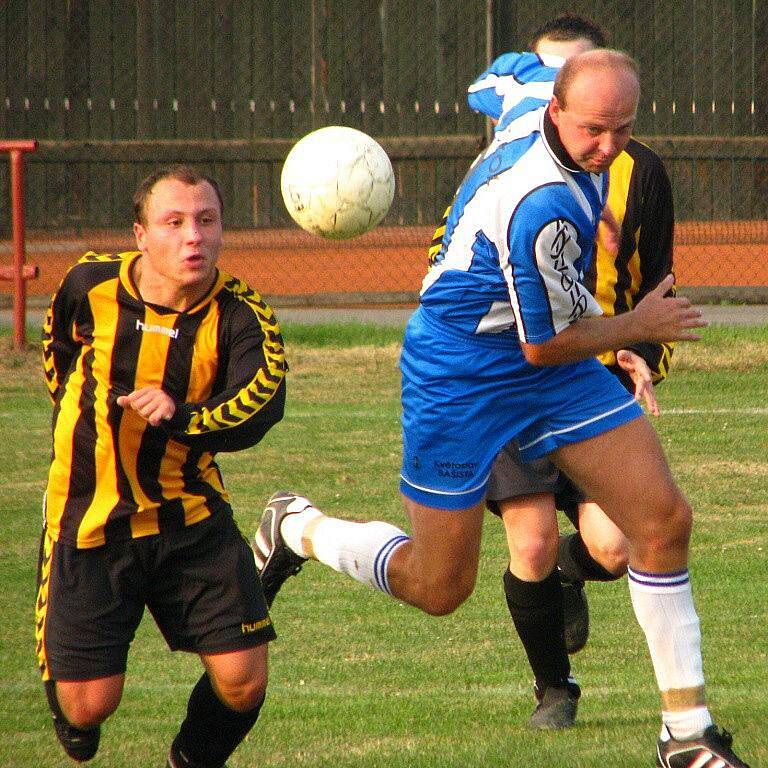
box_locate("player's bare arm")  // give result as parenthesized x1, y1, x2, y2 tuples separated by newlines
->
(521, 275, 705, 366)
(116, 387, 176, 426)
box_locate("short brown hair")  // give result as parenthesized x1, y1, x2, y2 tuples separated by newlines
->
(133, 165, 224, 224)
(553, 49, 639, 109)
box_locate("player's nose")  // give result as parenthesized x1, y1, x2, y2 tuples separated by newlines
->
(599, 132, 623, 159)
(183, 220, 204, 243)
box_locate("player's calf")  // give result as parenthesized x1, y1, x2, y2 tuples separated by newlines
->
(169, 673, 263, 768)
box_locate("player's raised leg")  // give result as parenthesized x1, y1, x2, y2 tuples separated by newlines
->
(36, 528, 130, 762)
(551, 417, 750, 767)
(43, 677, 119, 762)
(255, 491, 485, 616)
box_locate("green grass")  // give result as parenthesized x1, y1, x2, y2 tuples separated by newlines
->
(1, 325, 766, 767)
(280, 320, 405, 348)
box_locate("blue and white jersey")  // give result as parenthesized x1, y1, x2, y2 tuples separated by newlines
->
(467, 51, 563, 124)
(421, 106, 607, 344)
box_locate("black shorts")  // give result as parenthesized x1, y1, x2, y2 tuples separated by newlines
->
(485, 440, 585, 526)
(35, 511, 276, 682)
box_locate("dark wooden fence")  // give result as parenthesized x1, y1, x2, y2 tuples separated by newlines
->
(1, 1, 767, 230)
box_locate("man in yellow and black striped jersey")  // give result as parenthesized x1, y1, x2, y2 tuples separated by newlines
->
(36, 166, 287, 767)
(459, 14, 677, 730)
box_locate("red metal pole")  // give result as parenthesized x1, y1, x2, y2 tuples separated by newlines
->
(10, 150, 27, 349)
(0, 140, 37, 349)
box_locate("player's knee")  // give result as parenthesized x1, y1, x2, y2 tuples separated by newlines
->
(588, 537, 629, 576)
(215, 671, 268, 713)
(508, 534, 557, 579)
(61, 696, 118, 730)
(634, 491, 693, 554)
(660, 494, 692, 544)
(53, 678, 123, 730)
(417, 573, 475, 616)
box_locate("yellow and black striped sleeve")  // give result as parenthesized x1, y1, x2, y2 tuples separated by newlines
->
(427, 205, 452, 266)
(42, 286, 77, 403)
(162, 277, 287, 453)
(42, 252, 118, 402)
(592, 140, 675, 387)
(621, 142, 675, 384)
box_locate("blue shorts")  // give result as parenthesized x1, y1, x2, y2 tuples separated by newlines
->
(399, 307, 642, 510)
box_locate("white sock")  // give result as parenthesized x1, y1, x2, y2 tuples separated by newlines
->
(660, 708, 713, 741)
(308, 517, 409, 594)
(280, 500, 323, 556)
(627, 567, 714, 739)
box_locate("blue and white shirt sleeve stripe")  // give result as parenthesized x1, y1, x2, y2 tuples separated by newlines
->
(467, 51, 562, 122)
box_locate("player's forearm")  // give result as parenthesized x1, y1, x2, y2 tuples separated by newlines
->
(522, 313, 646, 366)
(164, 379, 286, 453)
(522, 275, 703, 366)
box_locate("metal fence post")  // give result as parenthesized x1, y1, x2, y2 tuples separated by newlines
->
(0, 140, 39, 349)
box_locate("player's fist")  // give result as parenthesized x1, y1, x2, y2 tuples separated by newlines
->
(116, 387, 176, 426)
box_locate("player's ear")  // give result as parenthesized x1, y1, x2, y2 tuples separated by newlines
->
(549, 97, 562, 126)
(133, 221, 146, 251)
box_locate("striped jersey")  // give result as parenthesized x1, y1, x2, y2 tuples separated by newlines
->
(42, 251, 287, 548)
(422, 104, 607, 349)
(465, 50, 674, 383)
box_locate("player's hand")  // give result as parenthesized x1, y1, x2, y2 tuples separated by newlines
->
(116, 387, 176, 426)
(616, 350, 660, 416)
(598, 205, 621, 257)
(631, 274, 707, 342)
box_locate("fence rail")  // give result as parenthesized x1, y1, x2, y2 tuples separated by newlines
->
(3, 135, 766, 230)
(23, 136, 768, 162)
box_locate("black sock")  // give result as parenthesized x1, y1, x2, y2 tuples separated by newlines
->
(557, 532, 619, 582)
(503, 568, 571, 691)
(172, 673, 265, 768)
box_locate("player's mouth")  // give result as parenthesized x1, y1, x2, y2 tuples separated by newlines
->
(587, 156, 612, 172)
(182, 254, 208, 268)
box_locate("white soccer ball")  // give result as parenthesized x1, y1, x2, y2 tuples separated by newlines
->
(280, 126, 395, 240)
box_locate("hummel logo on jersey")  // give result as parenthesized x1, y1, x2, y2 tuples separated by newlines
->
(135, 319, 179, 339)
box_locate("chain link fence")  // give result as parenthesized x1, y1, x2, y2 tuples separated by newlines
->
(2, 0, 767, 305)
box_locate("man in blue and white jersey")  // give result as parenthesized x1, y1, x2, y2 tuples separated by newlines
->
(256, 49, 752, 768)
(461, 13, 679, 732)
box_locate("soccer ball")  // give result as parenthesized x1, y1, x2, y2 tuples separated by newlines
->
(280, 126, 395, 240)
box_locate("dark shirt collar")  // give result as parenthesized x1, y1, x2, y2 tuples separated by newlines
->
(542, 106, 582, 173)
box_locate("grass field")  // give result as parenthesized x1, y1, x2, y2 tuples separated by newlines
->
(1, 322, 766, 767)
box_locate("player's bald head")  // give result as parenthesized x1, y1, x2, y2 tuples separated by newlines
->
(549, 50, 640, 174)
(553, 49, 639, 111)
